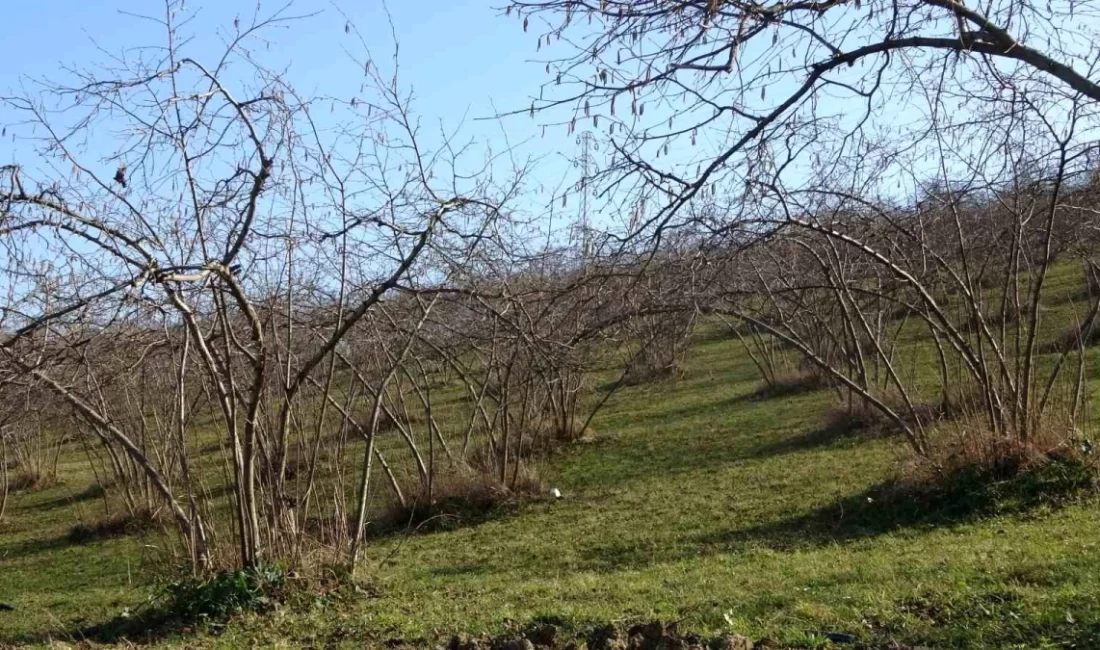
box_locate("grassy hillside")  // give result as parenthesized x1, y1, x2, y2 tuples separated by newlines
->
(3, 268, 1100, 649)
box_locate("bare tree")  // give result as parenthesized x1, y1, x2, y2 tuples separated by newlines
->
(0, 2, 523, 571)
(503, 0, 1100, 464)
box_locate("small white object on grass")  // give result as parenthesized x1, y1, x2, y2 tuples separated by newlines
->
(550, 487, 562, 499)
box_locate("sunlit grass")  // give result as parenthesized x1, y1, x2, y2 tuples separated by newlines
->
(2, 262, 1099, 649)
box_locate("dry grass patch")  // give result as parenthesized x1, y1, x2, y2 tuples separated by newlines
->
(6, 470, 62, 493)
(68, 508, 164, 544)
(914, 416, 1096, 482)
(372, 461, 544, 537)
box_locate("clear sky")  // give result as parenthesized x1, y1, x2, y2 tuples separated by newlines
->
(5, 0, 1082, 249)
(0, 0, 580, 201)
(0, 0, 542, 130)
(3, 0, 640, 265)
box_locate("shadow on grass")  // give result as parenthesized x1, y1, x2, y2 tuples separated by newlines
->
(704, 455, 1097, 551)
(741, 376, 825, 402)
(562, 389, 833, 492)
(24, 483, 108, 513)
(1057, 275, 1100, 305)
(575, 455, 1096, 573)
(0, 511, 160, 561)
(0, 534, 78, 560)
(595, 375, 635, 393)
(1034, 319, 1100, 355)
(744, 410, 889, 459)
(51, 609, 192, 646)
(576, 539, 672, 573)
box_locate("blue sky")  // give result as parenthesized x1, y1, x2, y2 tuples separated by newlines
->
(0, 1, 575, 189)
(0, 1, 541, 129)
(4, 0, 1088, 247)
(1, 0, 1093, 322)
(0, 0, 619, 253)
(0, 1, 930, 221)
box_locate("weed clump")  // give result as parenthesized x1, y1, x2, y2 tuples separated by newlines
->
(373, 463, 544, 536)
(80, 564, 289, 644)
(160, 564, 287, 621)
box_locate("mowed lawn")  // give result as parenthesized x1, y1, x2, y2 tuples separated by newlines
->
(3, 309, 1100, 648)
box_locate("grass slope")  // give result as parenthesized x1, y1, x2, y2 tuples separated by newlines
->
(3, 269, 1100, 648)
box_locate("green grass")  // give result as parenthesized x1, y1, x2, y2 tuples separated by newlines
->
(3, 266, 1100, 648)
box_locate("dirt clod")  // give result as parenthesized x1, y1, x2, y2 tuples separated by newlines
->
(449, 634, 488, 650)
(709, 633, 752, 650)
(529, 624, 560, 647)
(498, 639, 536, 650)
(588, 624, 626, 650)
(447, 621, 930, 650)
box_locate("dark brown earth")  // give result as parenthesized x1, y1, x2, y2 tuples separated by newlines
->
(435, 621, 933, 650)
